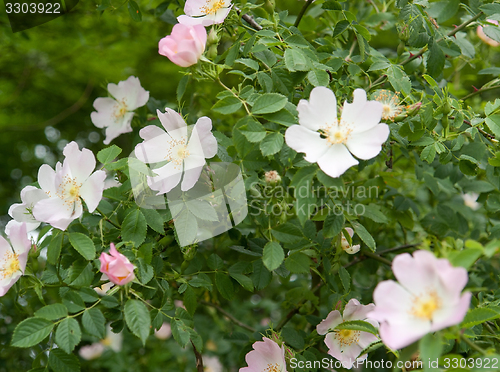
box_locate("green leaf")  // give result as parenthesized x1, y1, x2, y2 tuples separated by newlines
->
(335, 320, 378, 335)
(332, 20, 350, 38)
(284, 48, 310, 72)
(260, 132, 284, 156)
(271, 223, 304, 243)
(323, 213, 345, 238)
(186, 200, 218, 221)
(426, 39, 445, 78)
(387, 65, 411, 95)
(419, 333, 443, 372)
(124, 299, 151, 346)
(171, 319, 190, 348)
(177, 74, 189, 102)
(122, 209, 147, 247)
(207, 253, 224, 270)
(485, 115, 500, 138)
(141, 208, 165, 234)
(448, 247, 483, 269)
(48, 349, 80, 372)
(338, 265, 351, 292)
(361, 204, 388, 223)
(35, 304, 68, 321)
(351, 222, 376, 251)
(55, 318, 81, 354)
(282, 328, 305, 350)
(285, 252, 312, 274)
(183, 285, 197, 316)
(127, 0, 142, 21)
(252, 93, 288, 115)
(212, 96, 242, 114)
(97, 145, 122, 164)
(82, 308, 106, 339)
(229, 273, 254, 292)
(461, 307, 500, 328)
(484, 26, 500, 43)
(68, 232, 96, 260)
(47, 232, 63, 265)
(252, 260, 272, 290)
(307, 69, 329, 87)
(242, 131, 266, 143)
(262, 241, 285, 271)
(136, 258, 154, 284)
(215, 272, 234, 300)
(420, 144, 436, 163)
(11, 317, 54, 348)
(459, 157, 478, 176)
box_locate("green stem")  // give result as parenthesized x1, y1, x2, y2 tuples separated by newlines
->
(461, 85, 500, 101)
(294, 0, 314, 28)
(460, 334, 488, 356)
(96, 207, 121, 229)
(362, 251, 392, 266)
(201, 301, 256, 333)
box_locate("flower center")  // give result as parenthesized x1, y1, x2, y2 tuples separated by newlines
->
(165, 137, 189, 170)
(1, 251, 20, 280)
(320, 120, 352, 145)
(411, 291, 441, 320)
(262, 363, 281, 372)
(382, 104, 392, 116)
(114, 101, 128, 119)
(334, 328, 360, 348)
(200, 0, 226, 15)
(57, 175, 82, 208)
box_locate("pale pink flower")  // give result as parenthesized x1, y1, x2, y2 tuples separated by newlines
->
(91, 76, 149, 145)
(94, 276, 115, 296)
(317, 299, 379, 369)
(177, 0, 232, 27)
(32, 141, 106, 231)
(99, 243, 135, 285)
(285, 87, 389, 178)
(0, 223, 31, 297)
(134, 108, 217, 194)
(240, 337, 287, 372)
(477, 19, 500, 47)
(368, 250, 471, 350)
(154, 322, 172, 340)
(79, 343, 105, 360)
(6, 185, 47, 234)
(462, 192, 480, 210)
(159, 24, 207, 67)
(204, 355, 223, 372)
(341, 228, 360, 254)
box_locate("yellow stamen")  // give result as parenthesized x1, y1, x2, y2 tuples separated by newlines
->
(200, 0, 225, 15)
(411, 292, 441, 320)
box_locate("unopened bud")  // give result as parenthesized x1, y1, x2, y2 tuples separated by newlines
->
(397, 23, 410, 42)
(207, 44, 218, 60)
(207, 28, 219, 45)
(265, 170, 281, 185)
(406, 102, 422, 116)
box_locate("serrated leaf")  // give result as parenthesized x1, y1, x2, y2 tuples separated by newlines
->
(11, 317, 54, 348)
(387, 65, 411, 95)
(215, 272, 234, 300)
(307, 69, 329, 87)
(82, 308, 106, 339)
(284, 48, 310, 72)
(185, 199, 218, 221)
(68, 233, 96, 260)
(351, 222, 376, 251)
(338, 265, 351, 292)
(426, 39, 445, 78)
(48, 349, 80, 372)
(242, 131, 266, 143)
(124, 300, 151, 346)
(97, 145, 122, 164)
(271, 223, 304, 243)
(183, 285, 197, 316)
(323, 213, 345, 238)
(335, 320, 378, 335)
(55, 318, 81, 354)
(260, 132, 284, 157)
(252, 260, 272, 290)
(229, 273, 254, 292)
(171, 319, 190, 347)
(252, 93, 288, 115)
(141, 208, 165, 234)
(285, 252, 311, 274)
(122, 209, 147, 247)
(333, 20, 350, 38)
(47, 232, 63, 265)
(262, 241, 285, 271)
(420, 333, 443, 372)
(212, 96, 242, 114)
(35, 304, 68, 321)
(127, 0, 142, 21)
(461, 307, 500, 328)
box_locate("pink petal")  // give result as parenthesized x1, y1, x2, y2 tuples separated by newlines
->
(7, 222, 31, 256)
(343, 299, 375, 322)
(317, 310, 342, 335)
(107, 76, 149, 110)
(431, 292, 471, 332)
(62, 142, 96, 184)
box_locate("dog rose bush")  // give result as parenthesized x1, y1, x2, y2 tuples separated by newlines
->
(2, 0, 500, 371)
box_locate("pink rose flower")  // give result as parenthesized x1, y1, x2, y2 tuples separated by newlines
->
(159, 24, 207, 67)
(99, 243, 135, 285)
(368, 250, 471, 350)
(317, 299, 379, 369)
(477, 19, 500, 47)
(177, 0, 232, 27)
(240, 337, 288, 372)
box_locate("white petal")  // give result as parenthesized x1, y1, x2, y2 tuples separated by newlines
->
(193, 117, 218, 158)
(316, 144, 358, 178)
(345, 124, 389, 160)
(341, 89, 383, 134)
(135, 132, 172, 164)
(91, 98, 118, 128)
(33, 198, 78, 230)
(37, 164, 57, 195)
(297, 86, 338, 131)
(108, 76, 149, 110)
(5, 220, 40, 235)
(211, 6, 232, 25)
(343, 299, 375, 321)
(149, 162, 183, 194)
(317, 310, 342, 335)
(103, 112, 134, 145)
(157, 108, 188, 140)
(62, 142, 96, 183)
(177, 14, 205, 26)
(139, 125, 166, 141)
(80, 170, 106, 212)
(181, 155, 206, 191)
(6, 222, 31, 255)
(285, 125, 329, 163)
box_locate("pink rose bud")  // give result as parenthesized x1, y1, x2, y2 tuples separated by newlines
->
(158, 23, 207, 67)
(99, 243, 135, 285)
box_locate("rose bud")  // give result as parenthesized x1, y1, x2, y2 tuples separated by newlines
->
(99, 243, 135, 285)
